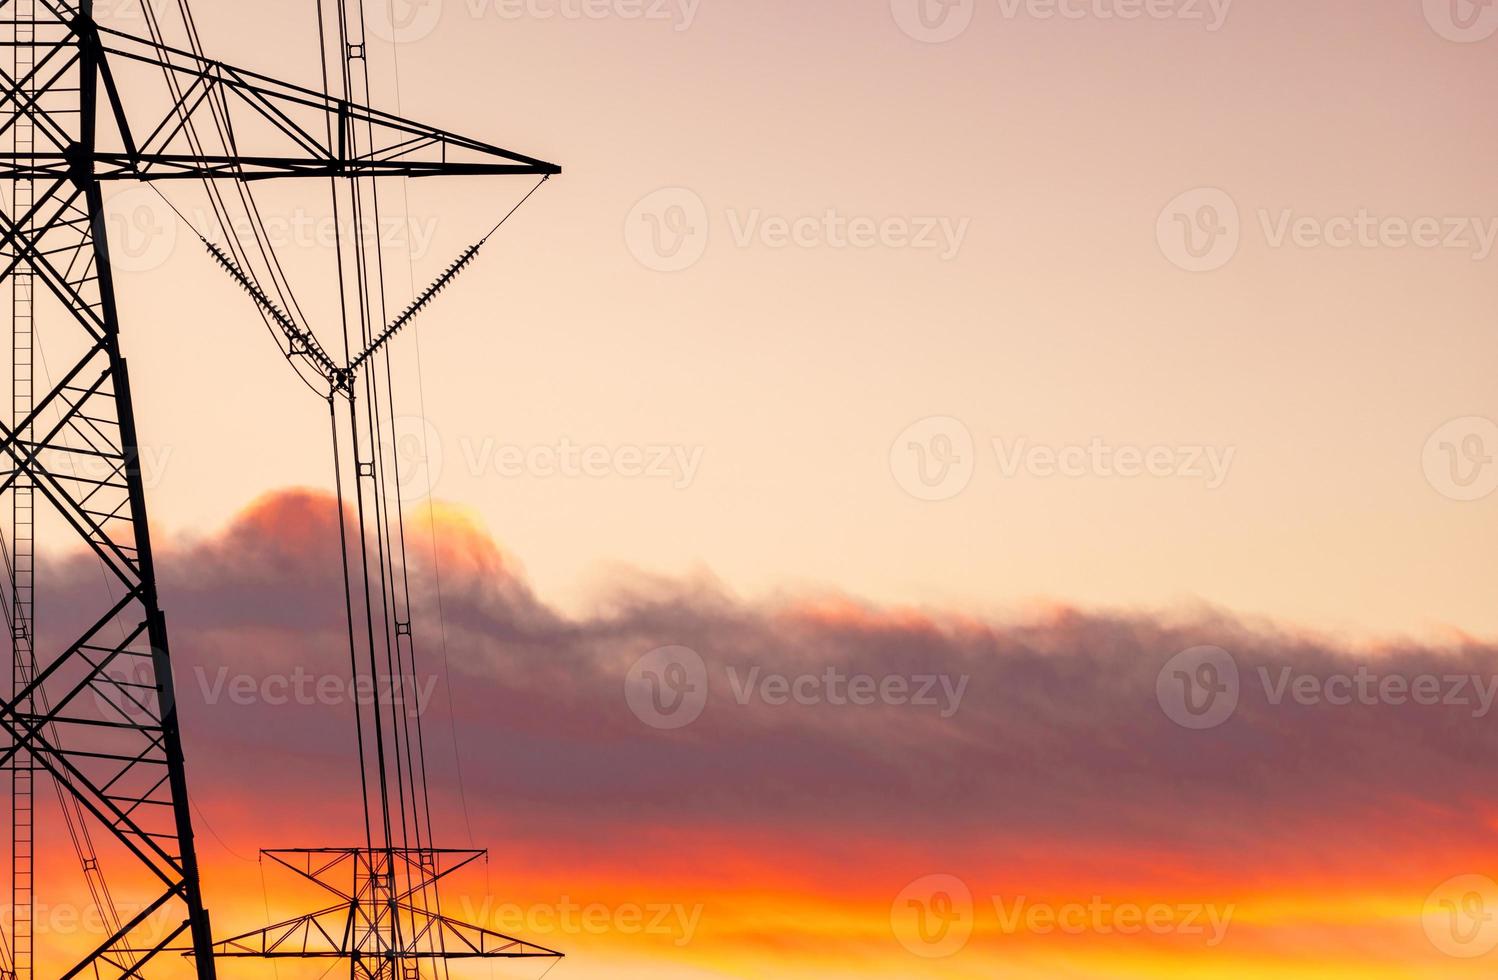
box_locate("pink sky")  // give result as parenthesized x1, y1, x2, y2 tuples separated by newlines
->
(86, 0, 1498, 641)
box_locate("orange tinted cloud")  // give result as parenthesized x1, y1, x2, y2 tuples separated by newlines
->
(29, 490, 1498, 978)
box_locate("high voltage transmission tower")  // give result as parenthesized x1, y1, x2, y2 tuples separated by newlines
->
(0, 1, 561, 977)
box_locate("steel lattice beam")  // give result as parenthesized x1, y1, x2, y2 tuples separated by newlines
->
(0, 5, 224, 975)
(0, 15, 219, 978)
(0, 21, 559, 182)
(0, 1, 561, 976)
(205, 849, 562, 977)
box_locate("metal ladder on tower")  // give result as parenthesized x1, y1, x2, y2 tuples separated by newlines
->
(10, 1, 36, 978)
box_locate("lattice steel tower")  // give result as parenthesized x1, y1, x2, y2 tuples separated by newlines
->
(0, 1, 560, 977)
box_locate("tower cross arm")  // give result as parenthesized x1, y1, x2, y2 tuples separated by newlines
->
(0, 22, 561, 181)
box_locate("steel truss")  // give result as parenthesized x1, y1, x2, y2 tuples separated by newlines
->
(210, 849, 561, 977)
(0, 1, 560, 977)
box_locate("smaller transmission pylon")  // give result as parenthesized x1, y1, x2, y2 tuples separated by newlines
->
(210, 850, 561, 976)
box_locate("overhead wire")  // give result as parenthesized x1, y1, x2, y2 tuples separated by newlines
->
(140, 182, 330, 397)
(3, 1, 554, 974)
(337, 3, 436, 963)
(385, 24, 479, 853)
(125, 0, 551, 966)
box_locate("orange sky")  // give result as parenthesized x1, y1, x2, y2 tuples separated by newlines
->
(22, 489, 1498, 978)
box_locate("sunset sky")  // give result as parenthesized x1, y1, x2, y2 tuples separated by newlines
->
(18, 0, 1498, 977)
